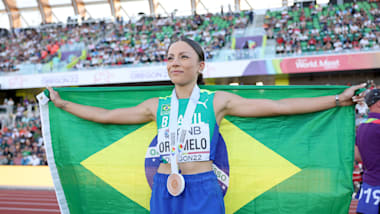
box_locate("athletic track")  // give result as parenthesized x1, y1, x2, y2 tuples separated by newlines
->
(0, 189, 59, 214)
(0, 189, 358, 214)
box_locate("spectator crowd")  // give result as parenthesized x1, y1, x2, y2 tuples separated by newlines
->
(1, 1, 380, 72)
(0, 12, 250, 72)
(264, 1, 380, 54)
(0, 98, 46, 166)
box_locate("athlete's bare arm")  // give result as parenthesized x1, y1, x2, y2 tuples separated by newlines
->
(213, 84, 365, 124)
(47, 87, 158, 124)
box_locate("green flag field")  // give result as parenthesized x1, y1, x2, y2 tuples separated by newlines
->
(37, 85, 355, 214)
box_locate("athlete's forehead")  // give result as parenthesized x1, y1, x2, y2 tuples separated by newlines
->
(167, 41, 196, 56)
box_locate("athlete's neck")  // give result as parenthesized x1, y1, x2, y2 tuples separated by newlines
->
(175, 83, 197, 99)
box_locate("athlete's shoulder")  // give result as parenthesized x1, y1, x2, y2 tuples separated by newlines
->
(141, 97, 159, 112)
(213, 91, 239, 110)
(214, 91, 235, 100)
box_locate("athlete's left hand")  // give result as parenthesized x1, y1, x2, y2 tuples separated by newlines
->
(338, 83, 366, 106)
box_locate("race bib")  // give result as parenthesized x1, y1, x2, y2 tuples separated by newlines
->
(356, 182, 380, 214)
(157, 123, 210, 163)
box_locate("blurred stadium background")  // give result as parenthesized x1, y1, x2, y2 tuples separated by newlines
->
(0, 0, 379, 213)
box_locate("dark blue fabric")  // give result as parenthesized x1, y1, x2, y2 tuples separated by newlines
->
(209, 123, 220, 161)
(356, 182, 380, 214)
(150, 171, 225, 214)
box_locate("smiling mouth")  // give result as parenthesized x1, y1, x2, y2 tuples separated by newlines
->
(171, 70, 183, 74)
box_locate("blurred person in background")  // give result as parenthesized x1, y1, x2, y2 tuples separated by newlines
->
(15, 104, 25, 123)
(356, 101, 369, 126)
(353, 161, 363, 197)
(355, 88, 380, 214)
(356, 101, 369, 117)
(12, 152, 23, 165)
(30, 153, 41, 166)
(0, 154, 8, 165)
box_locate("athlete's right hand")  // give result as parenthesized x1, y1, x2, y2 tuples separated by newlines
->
(47, 87, 65, 108)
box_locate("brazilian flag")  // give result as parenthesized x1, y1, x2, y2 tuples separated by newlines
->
(38, 85, 355, 214)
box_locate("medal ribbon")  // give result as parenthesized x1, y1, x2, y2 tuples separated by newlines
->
(168, 85, 200, 174)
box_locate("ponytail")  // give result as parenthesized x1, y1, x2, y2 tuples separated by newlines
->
(197, 73, 205, 85)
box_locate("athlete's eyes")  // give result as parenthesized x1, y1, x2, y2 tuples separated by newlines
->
(167, 55, 188, 61)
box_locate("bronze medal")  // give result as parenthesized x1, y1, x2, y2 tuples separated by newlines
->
(167, 173, 185, 196)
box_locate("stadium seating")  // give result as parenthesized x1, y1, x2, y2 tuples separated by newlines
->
(0, 12, 249, 72)
(0, 99, 45, 166)
(264, 1, 380, 54)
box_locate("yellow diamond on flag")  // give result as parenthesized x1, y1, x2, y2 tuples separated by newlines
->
(81, 122, 157, 211)
(81, 119, 301, 213)
(220, 119, 301, 214)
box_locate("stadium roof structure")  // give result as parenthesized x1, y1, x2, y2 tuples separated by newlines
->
(0, 0, 321, 29)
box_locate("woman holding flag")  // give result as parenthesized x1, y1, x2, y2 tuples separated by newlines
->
(48, 37, 365, 214)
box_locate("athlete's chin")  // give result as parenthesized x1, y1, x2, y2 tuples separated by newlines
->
(171, 81, 187, 86)
(170, 77, 187, 85)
